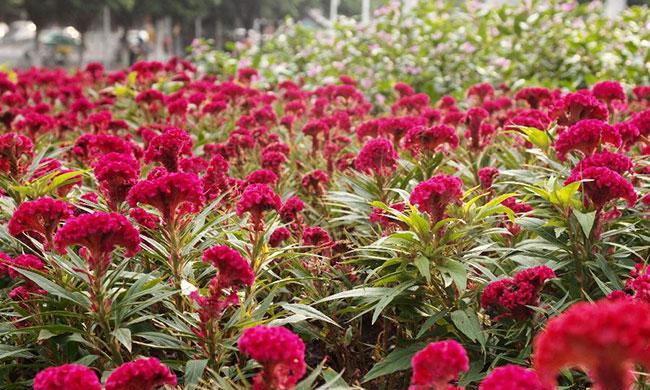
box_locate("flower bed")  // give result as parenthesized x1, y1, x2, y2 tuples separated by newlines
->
(192, 1, 650, 102)
(0, 60, 649, 389)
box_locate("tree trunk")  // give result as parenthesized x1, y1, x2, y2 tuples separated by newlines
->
(32, 28, 41, 68)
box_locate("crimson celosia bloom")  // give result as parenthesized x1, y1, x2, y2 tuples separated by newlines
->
(238, 325, 307, 390)
(533, 299, 650, 390)
(236, 184, 281, 230)
(554, 119, 621, 161)
(409, 340, 469, 390)
(104, 358, 177, 390)
(144, 127, 193, 172)
(478, 167, 499, 189)
(402, 125, 459, 155)
(551, 93, 609, 126)
(409, 175, 463, 222)
(0, 132, 33, 176)
(33, 364, 101, 390)
(479, 365, 546, 390)
(592, 80, 626, 104)
(481, 266, 554, 321)
(280, 196, 305, 223)
(54, 212, 141, 276)
(269, 227, 291, 247)
(565, 166, 637, 209)
(465, 107, 489, 150)
(202, 245, 255, 288)
(631, 109, 650, 137)
(127, 171, 204, 223)
(246, 169, 279, 186)
(8, 197, 73, 248)
(129, 207, 160, 229)
(302, 226, 332, 248)
(571, 151, 633, 175)
(514, 87, 553, 109)
(354, 137, 399, 176)
(94, 152, 141, 209)
(615, 121, 640, 148)
(7, 254, 45, 279)
(301, 170, 329, 196)
(72, 134, 139, 163)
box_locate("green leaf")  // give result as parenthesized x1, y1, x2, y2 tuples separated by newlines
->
(184, 359, 208, 389)
(362, 342, 426, 382)
(416, 310, 448, 339)
(438, 259, 467, 293)
(450, 309, 484, 346)
(279, 303, 341, 328)
(14, 268, 90, 308)
(573, 209, 596, 238)
(112, 328, 132, 353)
(371, 281, 416, 324)
(413, 255, 431, 283)
(316, 287, 395, 304)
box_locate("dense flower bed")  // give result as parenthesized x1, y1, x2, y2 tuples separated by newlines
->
(192, 1, 650, 102)
(0, 60, 649, 389)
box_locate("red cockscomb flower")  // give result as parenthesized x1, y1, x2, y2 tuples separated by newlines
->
(410, 175, 463, 222)
(236, 184, 281, 230)
(533, 299, 650, 390)
(565, 166, 637, 209)
(238, 325, 306, 390)
(0, 132, 33, 176)
(481, 266, 554, 321)
(269, 227, 291, 247)
(554, 119, 621, 161)
(354, 138, 399, 176)
(514, 87, 553, 109)
(409, 340, 469, 390)
(8, 197, 73, 248)
(33, 364, 101, 390)
(94, 153, 141, 209)
(280, 196, 305, 224)
(54, 212, 141, 276)
(592, 80, 626, 105)
(202, 245, 255, 288)
(478, 167, 499, 189)
(479, 365, 547, 390)
(301, 170, 329, 196)
(7, 254, 45, 279)
(144, 127, 193, 172)
(465, 107, 490, 150)
(551, 93, 609, 126)
(402, 125, 459, 155)
(570, 151, 633, 175)
(104, 358, 177, 390)
(128, 171, 204, 224)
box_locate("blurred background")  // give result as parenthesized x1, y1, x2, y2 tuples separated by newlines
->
(0, 0, 644, 69)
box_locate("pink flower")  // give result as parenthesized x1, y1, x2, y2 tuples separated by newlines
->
(7, 254, 45, 279)
(554, 120, 621, 161)
(202, 245, 254, 288)
(354, 138, 399, 176)
(269, 227, 291, 247)
(631, 109, 650, 137)
(570, 151, 633, 175)
(33, 364, 101, 390)
(128, 171, 204, 224)
(478, 167, 499, 189)
(592, 81, 626, 104)
(54, 212, 141, 276)
(479, 365, 546, 390)
(565, 166, 637, 209)
(402, 125, 459, 155)
(301, 170, 329, 196)
(280, 196, 305, 223)
(409, 340, 469, 390)
(551, 93, 609, 126)
(0, 132, 33, 176)
(94, 153, 141, 209)
(129, 207, 160, 229)
(238, 325, 306, 390)
(481, 266, 554, 321)
(533, 299, 650, 390)
(465, 107, 490, 150)
(8, 197, 73, 248)
(302, 226, 332, 248)
(236, 184, 281, 230)
(246, 169, 279, 186)
(144, 127, 193, 172)
(409, 175, 463, 222)
(104, 358, 177, 390)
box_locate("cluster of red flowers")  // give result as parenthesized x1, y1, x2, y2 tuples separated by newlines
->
(33, 358, 176, 390)
(238, 325, 306, 390)
(481, 266, 555, 321)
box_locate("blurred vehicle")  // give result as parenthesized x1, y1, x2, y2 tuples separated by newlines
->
(39, 26, 81, 67)
(0, 23, 8, 40)
(126, 29, 151, 65)
(0, 20, 36, 44)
